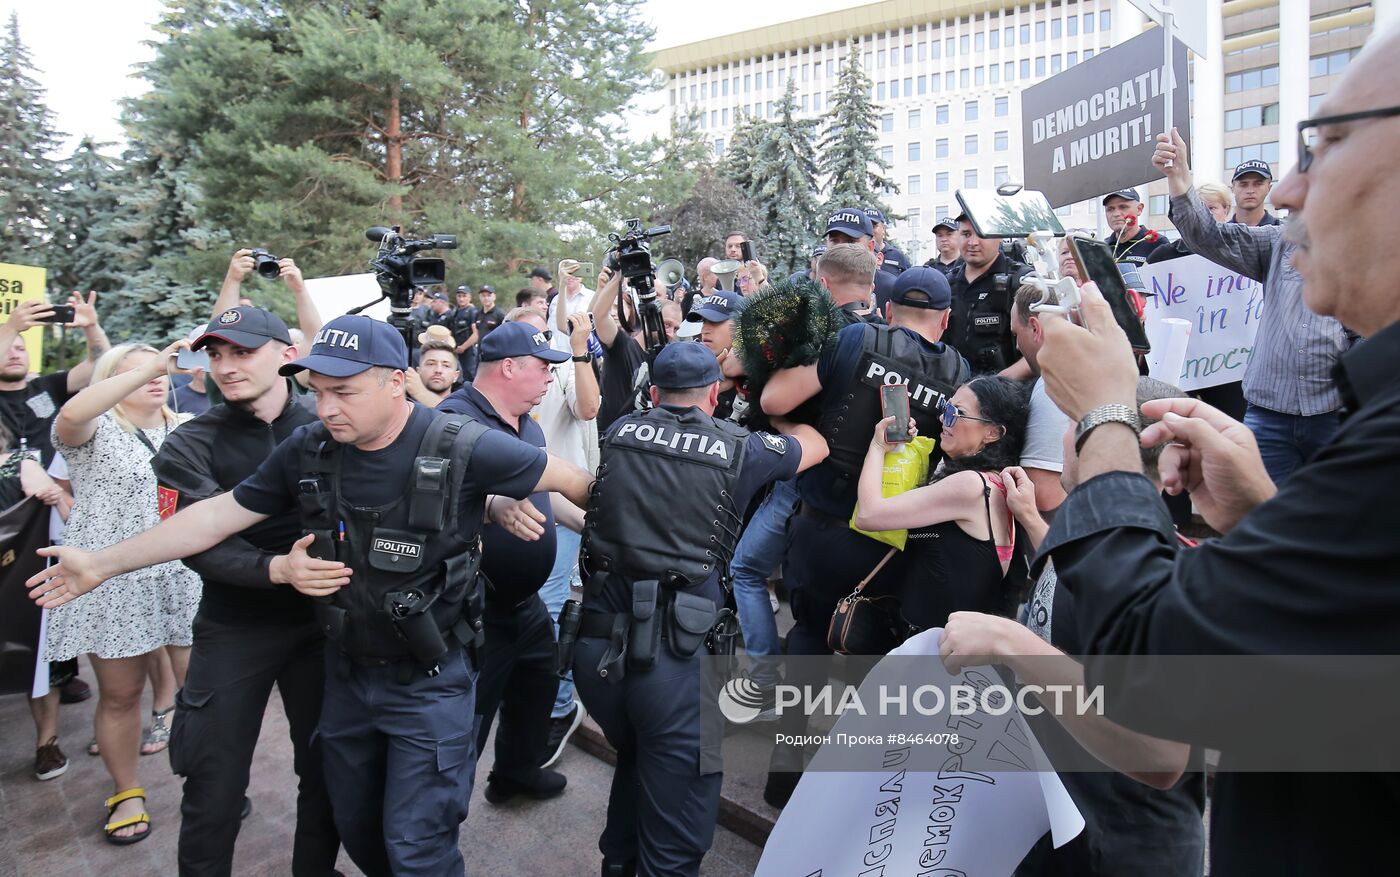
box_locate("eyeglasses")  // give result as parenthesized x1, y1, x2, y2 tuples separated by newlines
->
(1297, 105, 1400, 173)
(940, 403, 996, 430)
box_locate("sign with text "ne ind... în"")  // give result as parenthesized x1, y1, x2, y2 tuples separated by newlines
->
(1140, 254, 1265, 391)
(1020, 30, 1191, 209)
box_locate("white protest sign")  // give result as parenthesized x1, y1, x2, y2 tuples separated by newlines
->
(755, 629, 1083, 876)
(1140, 254, 1265, 391)
(1124, 0, 1209, 58)
(303, 273, 389, 322)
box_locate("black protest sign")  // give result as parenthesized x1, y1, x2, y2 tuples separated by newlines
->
(1021, 30, 1191, 208)
(0, 497, 48, 695)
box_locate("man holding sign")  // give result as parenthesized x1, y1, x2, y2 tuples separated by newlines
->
(1153, 130, 1350, 484)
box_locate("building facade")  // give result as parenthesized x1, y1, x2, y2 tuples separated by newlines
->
(652, 0, 1379, 262)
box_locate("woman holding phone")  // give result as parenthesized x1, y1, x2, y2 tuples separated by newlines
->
(855, 376, 1030, 636)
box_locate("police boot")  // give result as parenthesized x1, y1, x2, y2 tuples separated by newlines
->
(601, 859, 636, 877)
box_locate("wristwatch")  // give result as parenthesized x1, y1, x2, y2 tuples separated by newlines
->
(571, 353, 593, 363)
(1074, 404, 1141, 453)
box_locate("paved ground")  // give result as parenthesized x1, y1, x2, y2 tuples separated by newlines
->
(0, 658, 763, 876)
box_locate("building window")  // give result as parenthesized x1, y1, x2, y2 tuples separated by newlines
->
(936, 138, 950, 158)
(1005, 26, 1014, 47)
(1100, 10, 1111, 31)
(905, 76, 912, 94)
(890, 47, 899, 68)
(744, 74, 751, 92)
(1036, 57, 1047, 77)
(965, 168, 979, 188)
(994, 165, 1010, 185)
(1149, 194, 1168, 214)
(917, 43, 926, 62)
(961, 34, 970, 54)
(878, 49, 886, 68)
(932, 39, 942, 60)
(1084, 13, 1095, 33)
(975, 67, 985, 86)
(1084, 48, 1095, 60)
(965, 100, 979, 121)
(801, 95, 809, 112)
(960, 68, 970, 88)
(1311, 49, 1357, 78)
(1020, 24, 1030, 44)
(909, 174, 922, 194)
(990, 29, 1000, 50)
(812, 94, 822, 112)
(975, 32, 984, 52)
(936, 205, 950, 220)
(908, 141, 922, 161)
(995, 96, 1009, 117)
(1224, 141, 1281, 166)
(1067, 16, 1078, 37)
(965, 134, 979, 154)
(1021, 59, 1031, 79)
(936, 171, 950, 191)
(890, 80, 900, 98)
(714, 138, 725, 155)
(670, 88, 676, 106)
(690, 85, 697, 101)
(908, 108, 922, 128)
(995, 130, 1009, 151)
(766, 71, 774, 88)
(722, 108, 729, 125)
(721, 79, 729, 96)
(909, 207, 921, 229)
(1036, 21, 1046, 41)
(1005, 61, 1014, 81)
(990, 65, 1000, 84)
(937, 104, 949, 124)
(878, 82, 886, 101)
(882, 112, 894, 132)
(946, 37, 954, 57)
(1226, 65, 1280, 92)
(1052, 19, 1062, 39)
(881, 145, 894, 164)
(1051, 55, 1062, 75)
(918, 75, 927, 95)
(1068, 51, 1078, 67)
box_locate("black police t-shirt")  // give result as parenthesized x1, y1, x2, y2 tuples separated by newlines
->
(233, 403, 546, 523)
(0, 371, 72, 466)
(590, 415, 801, 614)
(1016, 562, 1206, 876)
(437, 384, 557, 601)
(476, 306, 506, 338)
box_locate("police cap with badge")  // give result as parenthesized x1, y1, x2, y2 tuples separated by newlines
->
(280, 314, 408, 377)
(677, 289, 739, 339)
(826, 207, 874, 240)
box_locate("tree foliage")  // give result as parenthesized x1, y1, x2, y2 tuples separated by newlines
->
(0, 13, 62, 264)
(818, 42, 896, 215)
(653, 165, 763, 272)
(748, 80, 820, 275)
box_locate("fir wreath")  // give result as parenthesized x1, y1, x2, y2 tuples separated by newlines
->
(732, 276, 845, 427)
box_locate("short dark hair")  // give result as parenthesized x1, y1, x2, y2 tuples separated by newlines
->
(419, 342, 457, 360)
(934, 376, 1032, 480)
(724, 231, 746, 242)
(515, 289, 536, 308)
(1014, 282, 1058, 324)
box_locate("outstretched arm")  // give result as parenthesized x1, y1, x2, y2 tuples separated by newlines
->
(534, 454, 594, 510)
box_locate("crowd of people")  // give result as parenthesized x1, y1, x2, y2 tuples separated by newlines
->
(4, 21, 1399, 877)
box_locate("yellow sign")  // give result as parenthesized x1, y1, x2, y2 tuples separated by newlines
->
(0, 262, 48, 373)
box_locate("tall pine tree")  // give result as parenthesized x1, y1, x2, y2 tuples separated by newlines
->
(749, 80, 820, 275)
(0, 13, 63, 265)
(725, 110, 771, 196)
(49, 138, 123, 295)
(818, 42, 896, 214)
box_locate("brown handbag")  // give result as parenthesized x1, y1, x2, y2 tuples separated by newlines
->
(826, 548, 905, 655)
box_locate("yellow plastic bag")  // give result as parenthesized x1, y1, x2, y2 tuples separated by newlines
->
(849, 436, 937, 550)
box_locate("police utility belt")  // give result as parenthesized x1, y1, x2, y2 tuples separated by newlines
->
(299, 416, 488, 681)
(556, 582, 738, 684)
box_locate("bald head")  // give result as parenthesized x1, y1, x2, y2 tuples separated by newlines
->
(1274, 24, 1400, 336)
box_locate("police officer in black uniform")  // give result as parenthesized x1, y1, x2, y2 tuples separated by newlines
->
(570, 343, 827, 877)
(946, 214, 1032, 373)
(449, 286, 481, 380)
(1102, 187, 1172, 268)
(151, 306, 340, 876)
(865, 208, 909, 276)
(924, 217, 965, 278)
(759, 267, 970, 806)
(825, 207, 897, 312)
(31, 314, 596, 877)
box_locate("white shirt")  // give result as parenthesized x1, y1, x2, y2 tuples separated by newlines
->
(533, 360, 598, 473)
(546, 286, 595, 353)
(1020, 377, 1072, 473)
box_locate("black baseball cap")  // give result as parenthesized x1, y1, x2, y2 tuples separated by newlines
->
(652, 342, 722, 390)
(684, 289, 740, 324)
(1232, 159, 1272, 182)
(478, 284, 496, 294)
(192, 306, 292, 350)
(279, 315, 408, 377)
(455, 285, 472, 294)
(864, 207, 889, 225)
(826, 208, 874, 239)
(811, 244, 828, 259)
(529, 266, 553, 281)
(890, 267, 952, 310)
(1102, 188, 1141, 205)
(932, 217, 960, 233)
(428, 291, 449, 302)
(479, 321, 570, 363)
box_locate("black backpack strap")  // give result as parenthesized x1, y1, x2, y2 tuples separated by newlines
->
(297, 424, 339, 530)
(409, 414, 487, 531)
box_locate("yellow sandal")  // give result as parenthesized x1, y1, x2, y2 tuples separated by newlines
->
(103, 787, 152, 846)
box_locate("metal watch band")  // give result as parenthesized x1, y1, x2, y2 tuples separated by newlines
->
(1074, 403, 1141, 453)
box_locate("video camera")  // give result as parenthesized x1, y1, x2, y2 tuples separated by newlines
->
(606, 219, 672, 353)
(362, 226, 458, 346)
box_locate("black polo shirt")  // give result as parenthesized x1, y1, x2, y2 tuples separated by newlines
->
(438, 383, 558, 602)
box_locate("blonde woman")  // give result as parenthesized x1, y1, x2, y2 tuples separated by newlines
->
(46, 340, 201, 845)
(1147, 183, 1233, 264)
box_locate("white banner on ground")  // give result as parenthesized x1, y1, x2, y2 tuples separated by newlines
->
(303, 273, 389, 323)
(755, 629, 1083, 876)
(1140, 254, 1265, 391)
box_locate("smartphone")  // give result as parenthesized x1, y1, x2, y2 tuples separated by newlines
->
(955, 188, 1065, 238)
(35, 304, 76, 324)
(880, 384, 912, 444)
(740, 240, 755, 263)
(176, 347, 210, 371)
(1066, 234, 1153, 353)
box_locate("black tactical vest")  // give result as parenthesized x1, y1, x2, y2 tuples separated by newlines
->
(297, 415, 487, 662)
(582, 406, 748, 593)
(818, 324, 969, 478)
(951, 263, 1030, 373)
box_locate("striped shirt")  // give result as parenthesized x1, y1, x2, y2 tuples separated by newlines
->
(1168, 189, 1346, 416)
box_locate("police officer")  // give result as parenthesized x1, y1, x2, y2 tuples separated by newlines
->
(570, 342, 826, 877)
(475, 284, 507, 338)
(1102, 188, 1171, 267)
(676, 288, 749, 425)
(924, 217, 964, 278)
(30, 314, 595, 877)
(446, 290, 480, 380)
(865, 208, 909, 276)
(946, 214, 1032, 373)
(824, 207, 897, 311)
(151, 306, 339, 876)
(759, 267, 970, 806)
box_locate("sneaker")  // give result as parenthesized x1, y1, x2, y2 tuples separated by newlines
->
(35, 737, 68, 781)
(59, 677, 91, 704)
(483, 768, 567, 804)
(539, 701, 586, 769)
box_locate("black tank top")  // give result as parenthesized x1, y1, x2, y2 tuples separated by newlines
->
(897, 472, 1015, 631)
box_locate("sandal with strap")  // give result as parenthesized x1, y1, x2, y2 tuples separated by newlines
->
(140, 705, 174, 756)
(103, 787, 152, 845)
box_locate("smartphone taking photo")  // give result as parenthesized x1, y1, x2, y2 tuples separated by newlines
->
(35, 304, 76, 324)
(1066, 233, 1153, 353)
(880, 384, 912, 444)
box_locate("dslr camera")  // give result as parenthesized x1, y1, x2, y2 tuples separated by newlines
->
(250, 248, 282, 280)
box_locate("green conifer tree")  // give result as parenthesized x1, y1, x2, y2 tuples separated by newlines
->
(749, 80, 820, 275)
(0, 13, 63, 264)
(817, 42, 897, 214)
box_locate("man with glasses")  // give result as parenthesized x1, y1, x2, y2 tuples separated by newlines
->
(1028, 26, 1400, 871)
(1152, 128, 1350, 484)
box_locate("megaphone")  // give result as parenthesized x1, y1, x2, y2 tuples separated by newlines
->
(656, 259, 685, 289)
(712, 259, 742, 293)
